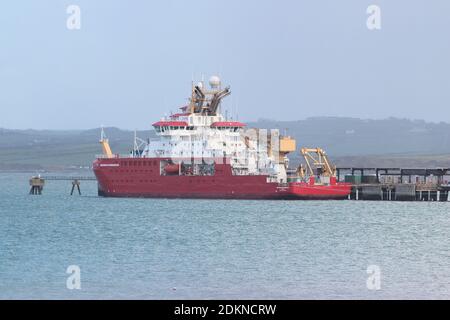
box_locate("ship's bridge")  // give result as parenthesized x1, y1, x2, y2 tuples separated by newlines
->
(152, 116, 246, 134)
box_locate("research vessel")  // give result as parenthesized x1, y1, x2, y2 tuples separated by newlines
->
(93, 76, 351, 199)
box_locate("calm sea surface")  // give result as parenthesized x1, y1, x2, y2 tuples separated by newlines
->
(0, 172, 449, 299)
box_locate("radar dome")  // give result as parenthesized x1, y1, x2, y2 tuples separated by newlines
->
(209, 75, 221, 88)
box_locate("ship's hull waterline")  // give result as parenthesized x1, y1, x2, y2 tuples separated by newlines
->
(93, 157, 351, 200)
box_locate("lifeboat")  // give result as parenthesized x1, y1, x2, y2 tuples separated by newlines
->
(164, 163, 179, 174)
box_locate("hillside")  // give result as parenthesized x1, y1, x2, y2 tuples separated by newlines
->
(250, 117, 450, 156)
(1, 117, 450, 170)
(0, 127, 154, 170)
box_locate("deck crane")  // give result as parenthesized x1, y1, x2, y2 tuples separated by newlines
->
(299, 147, 336, 177)
(99, 126, 113, 158)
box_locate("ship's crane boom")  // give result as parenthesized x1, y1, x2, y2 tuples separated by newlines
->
(99, 127, 113, 158)
(300, 147, 336, 177)
(209, 86, 231, 114)
(193, 85, 205, 113)
(189, 81, 230, 115)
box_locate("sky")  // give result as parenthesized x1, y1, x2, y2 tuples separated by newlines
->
(1, 0, 449, 130)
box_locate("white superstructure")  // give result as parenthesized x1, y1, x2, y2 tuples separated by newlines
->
(138, 76, 291, 182)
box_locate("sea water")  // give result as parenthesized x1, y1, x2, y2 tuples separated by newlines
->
(0, 172, 449, 299)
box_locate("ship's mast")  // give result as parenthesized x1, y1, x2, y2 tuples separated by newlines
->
(132, 129, 147, 157)
(188, 76, 230, 117)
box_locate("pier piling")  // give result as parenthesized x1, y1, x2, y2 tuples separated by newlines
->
(70, 180, 81, 195)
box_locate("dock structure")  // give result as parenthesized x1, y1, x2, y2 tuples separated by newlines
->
(41, 176, 97, 181)
(28, 176, 96, 195)
(337, 167, 450, 201)
(29, 176, 45, 195)
(71, 179, 81, 195)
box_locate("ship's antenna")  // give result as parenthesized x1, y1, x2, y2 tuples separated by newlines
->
(235, 96, 239, 121)
(218, 66, 223, 89)
(100, 124, 105, 141)
(133, 129, 137, 157)
(231, 96, 234, 120)
(231, 97, 234, 120)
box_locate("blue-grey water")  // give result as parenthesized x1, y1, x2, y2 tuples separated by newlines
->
(0, 172, 449, 299)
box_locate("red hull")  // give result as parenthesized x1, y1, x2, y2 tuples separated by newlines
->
(93, 158, 351, 200)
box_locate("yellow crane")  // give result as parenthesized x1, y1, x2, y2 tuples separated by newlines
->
(299, 147, 336, 177)
(99, 127, 113, 158)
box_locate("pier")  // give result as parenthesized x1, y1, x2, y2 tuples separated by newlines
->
(337, 167, 450, 201)
(28, 176, 96, 195)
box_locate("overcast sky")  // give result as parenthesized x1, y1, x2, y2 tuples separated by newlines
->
(1, 0, 449, 129)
